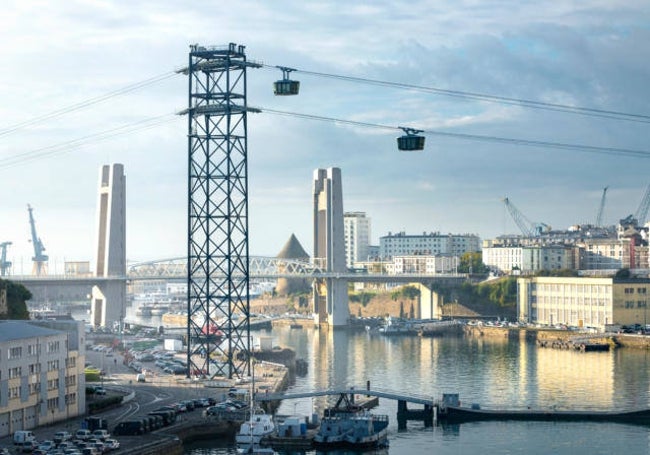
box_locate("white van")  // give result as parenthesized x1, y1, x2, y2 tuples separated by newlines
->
(13, 430, 36, 444)
(136, 373, 146, 383)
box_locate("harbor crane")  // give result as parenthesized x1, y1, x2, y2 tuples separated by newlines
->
(502, 197, 550, 237)
(596, 186, 608, 227)
(0, 241, 11, 276)
(27, 204, 48, 276)
(634, 184, 650, 226)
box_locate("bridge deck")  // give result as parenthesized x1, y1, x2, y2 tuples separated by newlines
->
(255, 387, 434, 406)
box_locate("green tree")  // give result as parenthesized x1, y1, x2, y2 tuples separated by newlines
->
(0, 279, 31, 319)
(458, 252, 489, 274)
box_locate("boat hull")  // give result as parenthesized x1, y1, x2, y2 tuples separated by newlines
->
(439, 405, 650, 425)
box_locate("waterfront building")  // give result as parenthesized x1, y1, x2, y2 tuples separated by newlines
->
(344, 212, 371, 269)
(379, 231, 480, 259)
(483, 245, 574, 274)
(0, 320, 85, 437)
(517, 276, 650, 329)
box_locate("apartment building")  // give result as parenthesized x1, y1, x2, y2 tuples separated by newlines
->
(380, 231, 480, 259)
(0, 320, 85, 437)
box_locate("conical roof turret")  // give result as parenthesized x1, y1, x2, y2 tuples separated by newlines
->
(277, 233, 309, 260)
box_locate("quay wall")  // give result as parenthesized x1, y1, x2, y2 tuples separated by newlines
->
(464, 326, 650, 349)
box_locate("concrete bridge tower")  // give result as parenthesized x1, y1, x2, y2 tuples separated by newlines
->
(90, 164, 126, 329)
(313, 168, 349, 327)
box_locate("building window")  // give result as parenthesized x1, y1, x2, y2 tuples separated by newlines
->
(8, 366, 21, 379)
(638, 301, 647, 308)
(46, 341, 60, 353)
(8, 346, 22, 359)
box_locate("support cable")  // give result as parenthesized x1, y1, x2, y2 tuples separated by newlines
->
(261, 64, 650, 124)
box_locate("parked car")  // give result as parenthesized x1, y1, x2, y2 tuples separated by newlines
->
(54, 431, 73, 444)
(75, 429, 92, 440)
(91, 429, 110, 441)
(17, 441, 38, 453)
(113, 420, 145, 436)
(37, 440, 56, 452)
(103, 439, 120, 450)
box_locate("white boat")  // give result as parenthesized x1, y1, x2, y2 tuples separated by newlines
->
(235, 412, 276, 445)
(235, 362, 276, 451)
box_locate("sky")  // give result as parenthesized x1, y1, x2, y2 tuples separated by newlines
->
(1, 0, 650, 272)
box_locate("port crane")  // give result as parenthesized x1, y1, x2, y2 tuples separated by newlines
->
(634, 184, 650, 226)
(0, 241, 11, 276)
(596, 187, 608, 227)
(502, 197, 550, 237)
(27, 204, 48, 276)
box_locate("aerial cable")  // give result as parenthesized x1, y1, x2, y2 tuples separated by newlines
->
(261, 64, 650, 124)
(257, 107, 650, 159)
(0, 114, 177, 169)
(0, 71, 179, 138)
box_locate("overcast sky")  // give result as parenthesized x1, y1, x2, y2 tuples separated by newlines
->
(1, 1, 649, 272)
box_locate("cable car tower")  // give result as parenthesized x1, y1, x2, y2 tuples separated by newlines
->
(179, 43, 261, 379)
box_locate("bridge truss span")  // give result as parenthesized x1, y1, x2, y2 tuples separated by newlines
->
(126, 256, 326, 280)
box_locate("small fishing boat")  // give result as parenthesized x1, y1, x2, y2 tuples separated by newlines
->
(314, 397, 389, 449)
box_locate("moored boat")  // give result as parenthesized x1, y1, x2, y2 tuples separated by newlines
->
(437, 393, 650, 425)
(313, 403, 389, 449)
(235, 412, 276, 446)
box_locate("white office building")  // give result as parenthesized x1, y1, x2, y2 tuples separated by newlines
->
(379, 231, 481, 259)
(344, 212, 371, 269)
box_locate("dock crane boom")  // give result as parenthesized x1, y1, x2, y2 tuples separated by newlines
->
(0, 241, 12, 276)
(502, 197, 550, 237)
(596, 186, 608, 227)
(634, 184, 650, 226)
(27, 204, 48, 276)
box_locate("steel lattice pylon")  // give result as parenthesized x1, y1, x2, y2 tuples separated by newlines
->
(181, 43, 260, 379)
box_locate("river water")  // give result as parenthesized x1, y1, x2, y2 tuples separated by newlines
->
(177, 325, 650, 455)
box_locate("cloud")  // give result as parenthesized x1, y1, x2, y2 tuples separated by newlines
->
(0, 0, 649, 265)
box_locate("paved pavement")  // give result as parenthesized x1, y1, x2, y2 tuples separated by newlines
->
(0, 344, 288, 454)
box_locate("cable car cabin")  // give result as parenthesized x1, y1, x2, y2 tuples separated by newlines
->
(273, 79, 300, 96)
(397, 134, 425, 151)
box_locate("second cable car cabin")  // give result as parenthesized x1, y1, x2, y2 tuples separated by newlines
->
(397, 127, 425, 151)
(273, 66, 300, 96)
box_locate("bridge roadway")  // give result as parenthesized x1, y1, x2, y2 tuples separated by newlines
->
(254, 386, 435, 407)
(9, 256, 468, 284)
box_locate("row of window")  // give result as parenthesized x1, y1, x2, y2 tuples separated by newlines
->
(624, 288, 648, 294)
(624, 301, 648, 308)
(7, 340, 66, 360)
